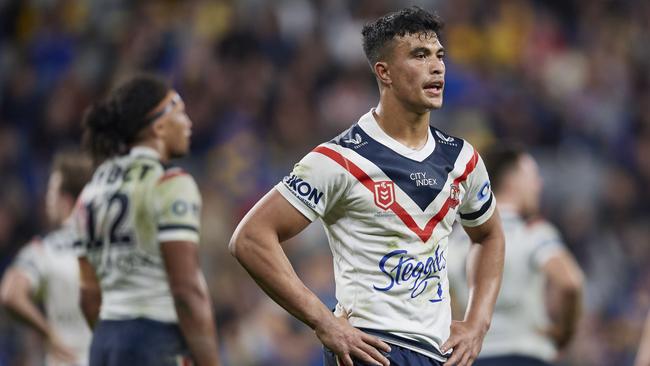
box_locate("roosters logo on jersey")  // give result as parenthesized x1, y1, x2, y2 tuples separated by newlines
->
(284, 174, 324, 207)
(374, 181, 395, 210)
(373, 247, 446, 303)
(449, 184, 460, 209)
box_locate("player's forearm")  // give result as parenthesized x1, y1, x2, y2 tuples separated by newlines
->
(80, 288, 101, 329)
(549, 284, 582, 348)
(1, 293, 52, 338)
(172, 282, 220, 366)
(464, 232, 504, 331)
(231, 230, 335, 331)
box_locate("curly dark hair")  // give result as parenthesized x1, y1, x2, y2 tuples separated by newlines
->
(361, 6, 444, 66)
(81, 74, 170, 165)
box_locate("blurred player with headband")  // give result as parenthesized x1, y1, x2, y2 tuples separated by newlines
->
(73, 75, 220, 366)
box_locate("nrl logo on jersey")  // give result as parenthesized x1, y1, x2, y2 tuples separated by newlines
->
(373, 181, 395, 210)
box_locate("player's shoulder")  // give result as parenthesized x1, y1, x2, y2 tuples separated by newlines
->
(154, 165, 200, 200)
(16, 237, 45, 257)
(156, 165, 194, 185)
(526, 218, 563, 242)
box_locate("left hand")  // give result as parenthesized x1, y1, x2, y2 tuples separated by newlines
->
(440, 320, 486, 366)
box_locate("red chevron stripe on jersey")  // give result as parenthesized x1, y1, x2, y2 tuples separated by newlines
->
(313, 146, 479, 242)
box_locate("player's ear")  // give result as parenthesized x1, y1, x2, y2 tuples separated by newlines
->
(374, 62, 391, 86)
(150, 117, 167, 138)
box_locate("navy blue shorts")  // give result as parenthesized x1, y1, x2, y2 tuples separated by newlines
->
(323, 344, 444, 366)
(323, 328, 444, 366)
(474, 355, 553, 366)
(89, 318, 193, 366)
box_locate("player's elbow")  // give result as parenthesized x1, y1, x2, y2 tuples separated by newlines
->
(169, 281, 209, 316)
(556, 267, 584, 294)
(0, 275, 26, 309)
(228, 223, 257, 259)
(564, 269, 584, 293)
(0, 280, 15, 308)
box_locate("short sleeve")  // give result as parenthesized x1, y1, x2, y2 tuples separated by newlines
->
(69, 187, 92, 257)
(527, 220, 566, 269)
(458, 152, 496, 227)
(274, 145, 349, 221)
(153, 171, 202, 244)
(11, 240, 46, 292)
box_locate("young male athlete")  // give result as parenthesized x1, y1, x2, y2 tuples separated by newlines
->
(448, 144, 584, 366)
(72, 75, 220, 366)
(0, 151, 93, 366)
(230, 7, 505, 366)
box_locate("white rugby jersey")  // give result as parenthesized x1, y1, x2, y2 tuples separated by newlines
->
(12, 224, 92, 366)
(447, 209, 564, 362)
(275, 110, 495, 361)
(72, 147, 201, 323)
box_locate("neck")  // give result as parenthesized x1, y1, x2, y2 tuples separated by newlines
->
(374, 94, 431, 150)
(133, 140, 168, 162)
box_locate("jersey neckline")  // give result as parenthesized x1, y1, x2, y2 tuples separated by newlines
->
(129, 146, 161, 160)
(357, 109, 436, 163)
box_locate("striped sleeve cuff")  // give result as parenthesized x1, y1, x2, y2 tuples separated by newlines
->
(158, 224, 200, 244)
(459, 193, 496, 227)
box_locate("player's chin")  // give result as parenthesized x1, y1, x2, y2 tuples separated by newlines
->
(424, 98, 443, 110)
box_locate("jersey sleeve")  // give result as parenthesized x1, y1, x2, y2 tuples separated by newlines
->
(11, 240, 46, 292)
(69, 187, 92, 257)
(458, 152, 496, 227)
(153, 171, 202, 244)
(274, 145, 349, 221)
(527, 220, 566, 269)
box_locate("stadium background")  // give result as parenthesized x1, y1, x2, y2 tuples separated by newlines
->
(0, 0, 649, 365)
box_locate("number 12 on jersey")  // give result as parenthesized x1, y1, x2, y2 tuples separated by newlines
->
(84, 192, 133, 249)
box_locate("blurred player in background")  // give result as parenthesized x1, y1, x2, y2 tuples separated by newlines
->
(0, 151, 93, 366)
(448, 144, 584, 366)
(230, 7, 504, 366)
(73, 75, 220, 366)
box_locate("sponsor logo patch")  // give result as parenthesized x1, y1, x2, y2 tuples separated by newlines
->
(449, 184, 460, 209)
(284, 174, 324, 206)
(373, 248, 446, 303)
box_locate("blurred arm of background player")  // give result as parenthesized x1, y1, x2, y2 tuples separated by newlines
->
(79, 257, 101, 329)
(442, 211, 505, 366)
(635, 310, 650, 366)
(1, 261, 77, 363)
(229, 190, 391, 366)
(543, 246, 584, 350)
(161, 241, 221, 366)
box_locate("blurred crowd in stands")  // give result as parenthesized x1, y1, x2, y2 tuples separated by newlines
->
(1, 0, 649, 365)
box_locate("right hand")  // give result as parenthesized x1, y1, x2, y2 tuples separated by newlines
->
(315, 315, 391, 366)
(46, 335, 78, 364)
